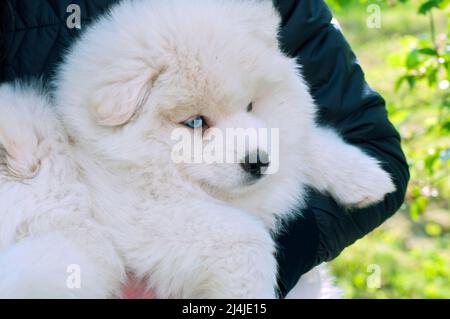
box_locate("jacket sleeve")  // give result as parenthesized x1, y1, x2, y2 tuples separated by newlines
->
(273, 0, 410, 296)
(0, 0, 116, 83)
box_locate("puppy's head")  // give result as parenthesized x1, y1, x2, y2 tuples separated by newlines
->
(56, 0, 314, 197)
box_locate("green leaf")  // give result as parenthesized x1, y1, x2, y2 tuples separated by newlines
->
(407, 49, 421, 68)
(427, 68, 438, 86)
(425, 150, 440, 175)
(418, 48, 438, 56)
(443, 120, 450, 132)
(395, 76, 406, 91)
(406, 75, 417, 89)
(410, 196, 429, 220)
(418, 0, 444, 14)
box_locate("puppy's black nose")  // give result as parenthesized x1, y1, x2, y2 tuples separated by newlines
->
(240, 151, 270, 178)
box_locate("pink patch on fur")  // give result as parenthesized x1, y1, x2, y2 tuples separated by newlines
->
(122, 277, 157, 299)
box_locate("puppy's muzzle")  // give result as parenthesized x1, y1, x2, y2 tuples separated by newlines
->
(240, 150, 270, 178)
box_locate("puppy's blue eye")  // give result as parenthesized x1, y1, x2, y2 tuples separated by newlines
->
(183, 116, 206, 129)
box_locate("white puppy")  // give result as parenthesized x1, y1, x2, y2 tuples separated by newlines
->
(0, 0, 395, 298)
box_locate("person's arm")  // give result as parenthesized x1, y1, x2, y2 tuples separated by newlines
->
(273, 0, 410, 297)
(0, 0, 116, 83)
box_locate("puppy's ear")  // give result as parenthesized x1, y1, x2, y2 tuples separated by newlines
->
(88, 67, 165, 127)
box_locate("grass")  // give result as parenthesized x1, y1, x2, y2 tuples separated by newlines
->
(325, 1, 450, 299)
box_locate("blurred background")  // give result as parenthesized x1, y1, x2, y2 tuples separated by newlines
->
(324, 0, 449, 298)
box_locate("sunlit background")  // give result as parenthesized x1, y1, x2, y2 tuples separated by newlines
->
(324, 0, 449, 298)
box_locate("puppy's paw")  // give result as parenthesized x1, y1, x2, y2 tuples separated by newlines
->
(0, 135, 41, 179)
(331, 157, 396, 209)
(0, 116, 41, 179)
(306, 127, 397, 210)
(0, 84, 47, 179)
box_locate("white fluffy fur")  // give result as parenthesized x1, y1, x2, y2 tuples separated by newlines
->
(0, 84, 125, 298)
(0, 0, 395, 298)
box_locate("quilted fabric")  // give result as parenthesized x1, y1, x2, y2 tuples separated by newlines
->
(0, 0, 114, 82)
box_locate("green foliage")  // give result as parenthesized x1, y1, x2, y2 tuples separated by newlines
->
(325, 0, 450, 299)
(331, 218, 450, 298)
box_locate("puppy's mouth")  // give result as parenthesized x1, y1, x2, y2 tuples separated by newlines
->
(241, 174, 266, 187)
(197, 172, 267, 197)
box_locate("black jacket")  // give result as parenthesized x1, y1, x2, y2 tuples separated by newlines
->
(0, 0, 409, 297)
